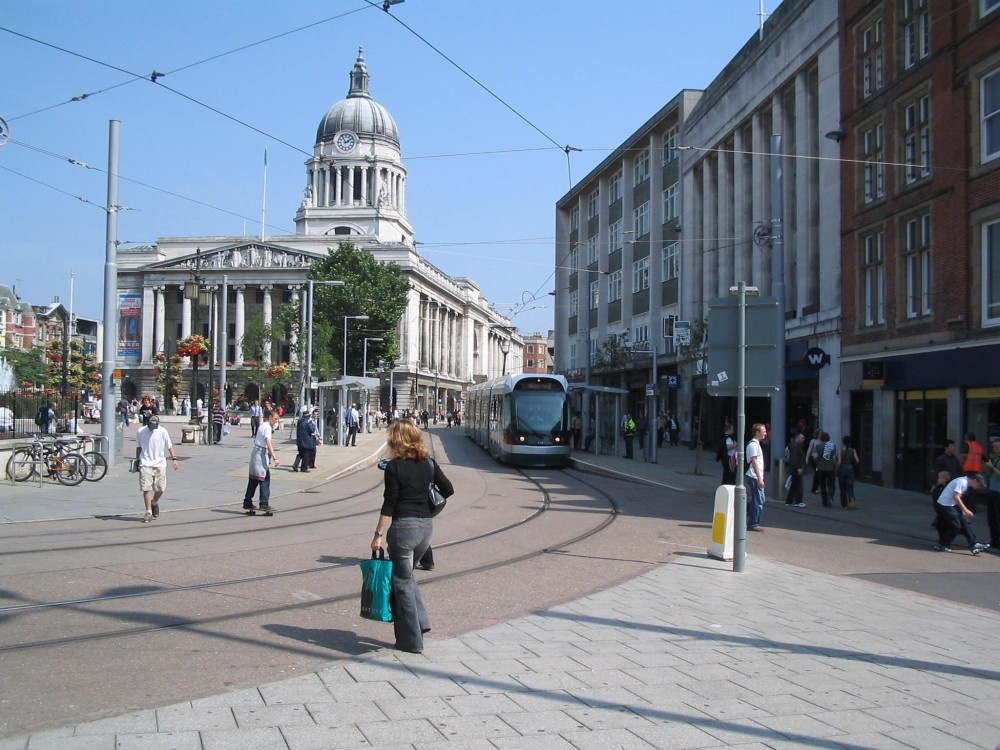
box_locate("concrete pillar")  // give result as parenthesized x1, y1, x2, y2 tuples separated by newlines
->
(234, 286, 245, 363)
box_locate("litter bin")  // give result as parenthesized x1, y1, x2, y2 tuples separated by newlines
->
(182, 427, 196, 444)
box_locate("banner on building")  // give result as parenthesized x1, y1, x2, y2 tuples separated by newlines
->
(117, 293, 142, 359)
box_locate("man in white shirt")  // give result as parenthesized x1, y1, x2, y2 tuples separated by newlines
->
(745, 423, 767, 532)
(933, 473, 988, 554)
(136, 415, 179, 522)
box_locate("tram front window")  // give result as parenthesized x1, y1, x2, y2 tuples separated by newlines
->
(512, 395, 565, 434)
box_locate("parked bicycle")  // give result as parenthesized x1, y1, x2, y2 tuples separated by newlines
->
(51, 434, 108, 482)
(5, 436, 91, 486)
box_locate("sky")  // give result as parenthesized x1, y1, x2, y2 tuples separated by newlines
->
(1, 0, 771, 339)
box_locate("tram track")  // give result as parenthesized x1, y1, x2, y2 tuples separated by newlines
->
(0, 463, 619, 654)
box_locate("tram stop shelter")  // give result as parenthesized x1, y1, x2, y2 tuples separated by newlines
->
(315, 376, 380, 446)
(568, 383, 628, 458)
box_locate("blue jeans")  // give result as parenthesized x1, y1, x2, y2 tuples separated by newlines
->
(387, 517, 432, 651)
(745, 477, 765, 529)
(243, 469, 271, 507)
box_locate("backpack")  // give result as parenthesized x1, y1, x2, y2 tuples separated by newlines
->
(34, 408, 46, 426)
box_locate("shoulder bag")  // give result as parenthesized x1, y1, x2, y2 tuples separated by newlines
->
(427, 458, 447, 517)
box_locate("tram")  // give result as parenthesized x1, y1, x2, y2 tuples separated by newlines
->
(465, 373, 572, 467)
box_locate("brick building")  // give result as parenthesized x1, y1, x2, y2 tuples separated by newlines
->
(838, 0, 1000, 489)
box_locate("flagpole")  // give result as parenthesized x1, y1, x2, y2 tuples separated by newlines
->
(260, 148, 267, 242)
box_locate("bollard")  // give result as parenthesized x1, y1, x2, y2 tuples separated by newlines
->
(708, 484, 735, 561)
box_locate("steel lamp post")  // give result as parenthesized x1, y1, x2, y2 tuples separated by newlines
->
(342, 315, 370, 378)
(363, 336, 383, 432)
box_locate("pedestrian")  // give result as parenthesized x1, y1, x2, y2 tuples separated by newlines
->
(959, 433, 986, 512)
(243, 408, 280, 512)
(935, 440, 962, 483)
(292, 408, 320, 472)
(571, 411, 582, 450)
(135, 415, 179, 522)
(211, 398, 225, 442)
(346, 403, 360, 447)
(720, 424, 738, 485)
(838, 436, 860, 509)
(745, 423, 767, 531)
(248, 400, 262, 437)
(807, 428, 822, 494)
(621, 413, 636, 459)
(669, 413, 680, 447)
(137, 394, 158, 426)
(785, 431, 807, 507)
(985, 439, 1000, 552)
(813, 431, 839, 508)
(371, 419, 454, 653)
(636, 413, 648, 458)
(932, 473, 988, 555)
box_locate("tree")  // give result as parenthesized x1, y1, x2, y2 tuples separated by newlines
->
(1, 347, 47, 389)
(239, 313, 274, 388)
(44, 338, 101, 395)
(299, 243, 410, 379)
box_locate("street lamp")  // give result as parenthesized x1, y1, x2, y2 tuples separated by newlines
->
(498, 336, 511, 376)
(304, 279, 345, 409)
(343, 315, 370, 378)
(183, 248, 212, 423)
(363, 337, 383, 431)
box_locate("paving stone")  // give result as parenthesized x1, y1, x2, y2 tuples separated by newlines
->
(233, 703, 315, 729)
(73, 711, 157, 736)
(156, 705, 237, 732)
(200, 727, 288, 749)
(114, 732, 202, 750)
(499, 708, 587, 735)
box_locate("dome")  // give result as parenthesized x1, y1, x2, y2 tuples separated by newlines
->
(316, 48, 400, 148)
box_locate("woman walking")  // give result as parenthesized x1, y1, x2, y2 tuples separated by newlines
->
(371, 420, 453, 653)
(839, 436, 860, 509)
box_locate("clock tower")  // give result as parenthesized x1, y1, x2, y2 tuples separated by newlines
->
(294, 48, 413, 247)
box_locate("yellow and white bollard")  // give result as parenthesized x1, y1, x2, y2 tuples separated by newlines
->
(708, 484, 735, 561)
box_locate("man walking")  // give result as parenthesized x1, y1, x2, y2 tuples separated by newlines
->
(136, 415, 179, 522)
(933, 473, 988, 554)
(292, 408, 321, 472)
(248, 400, 262, 438)
(745, 423, 767, 531)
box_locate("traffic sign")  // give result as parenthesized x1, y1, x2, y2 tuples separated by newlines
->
(705, 295, 781, 396)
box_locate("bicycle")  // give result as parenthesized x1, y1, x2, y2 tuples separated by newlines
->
(6, 437, 89, 486)
(54, 434, 108, 482)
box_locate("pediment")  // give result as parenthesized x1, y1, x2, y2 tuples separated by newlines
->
(149, 243, 320, 272)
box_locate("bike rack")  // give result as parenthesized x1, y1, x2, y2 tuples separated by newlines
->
(6, 440, 44, 488)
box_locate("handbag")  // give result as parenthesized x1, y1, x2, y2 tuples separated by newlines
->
(427, 458, 447, 517)
(359, 549, 393, 622)
(784, 474, 793, 492)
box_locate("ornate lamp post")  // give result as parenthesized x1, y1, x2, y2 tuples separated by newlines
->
(363, 336, 383, 431)
(303, 279, 344, 408)
(182, 248, 211, 424)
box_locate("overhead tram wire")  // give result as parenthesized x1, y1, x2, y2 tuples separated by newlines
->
(2, 6, 371, 124)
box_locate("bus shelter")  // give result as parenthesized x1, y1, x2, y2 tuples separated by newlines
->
(568, 383, 628, 458)
(315, 376, 380, 446)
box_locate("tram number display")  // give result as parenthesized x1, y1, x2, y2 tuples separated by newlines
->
(513, 378, 563, 392)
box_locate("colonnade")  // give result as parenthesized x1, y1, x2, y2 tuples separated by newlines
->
(304, 159, 405, 211)
(141, 282, 304, 366)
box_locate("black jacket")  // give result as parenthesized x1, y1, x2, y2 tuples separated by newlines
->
(381, 457, 454, 519)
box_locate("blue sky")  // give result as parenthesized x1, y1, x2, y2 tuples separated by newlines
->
(2, 0, 769, 339)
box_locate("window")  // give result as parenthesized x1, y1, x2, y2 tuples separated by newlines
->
(633, 201, 650, 237)
(568, 290, 579, 317)
(609, 219, 623, 254)
(608, 270, 623, 302)
(567, 244, 579, 274)
(662, 182, 679, 221)
(859, 17, 884, 99)
(985, 219, 1000, 324)
(633, 148, 650, 185)
(569, 205, 579, 231)
(903, 95, 931, 183)
(569, 342, 577, 370)
(527, 359, 534, 369)
(983, 69, 1000, 163)
(588, 188, 600, 218)
(662, 242, 680, 281)
(633, 324, 649, 345)
(985, 0, 1000, 15)
(527, 345, 534, 354)
(662, 126, 678, 163)
(609, 170, 622, 204)
(589, 279, 599, 310)
(863, 231, 885, 326)
(902, 0, 930, 69)
(862, 122, 885, 203)
(904, 213, 932, 318)
(632, 257, 650, 293)
(587, 235, 599, 265)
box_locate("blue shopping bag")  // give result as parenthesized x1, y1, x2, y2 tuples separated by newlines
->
(360, 550, 393, 622)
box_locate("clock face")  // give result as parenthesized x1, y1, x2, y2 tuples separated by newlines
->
(336, 132, 357, 152)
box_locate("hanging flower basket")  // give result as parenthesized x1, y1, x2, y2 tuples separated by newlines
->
(265, 362, 291, 380)
(177, 335, 209, 358)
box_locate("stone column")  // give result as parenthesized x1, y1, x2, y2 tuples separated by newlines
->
(261, 285, 273, 362)
(154, 287, 166, 356)
(141, 286, 155, 364)
(180, 291, 192, 364)
(234, 286, 246, 364)
(288, 286, 301, 365)
(361, 168, 369, 206)
(751, 110, 770, 288)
